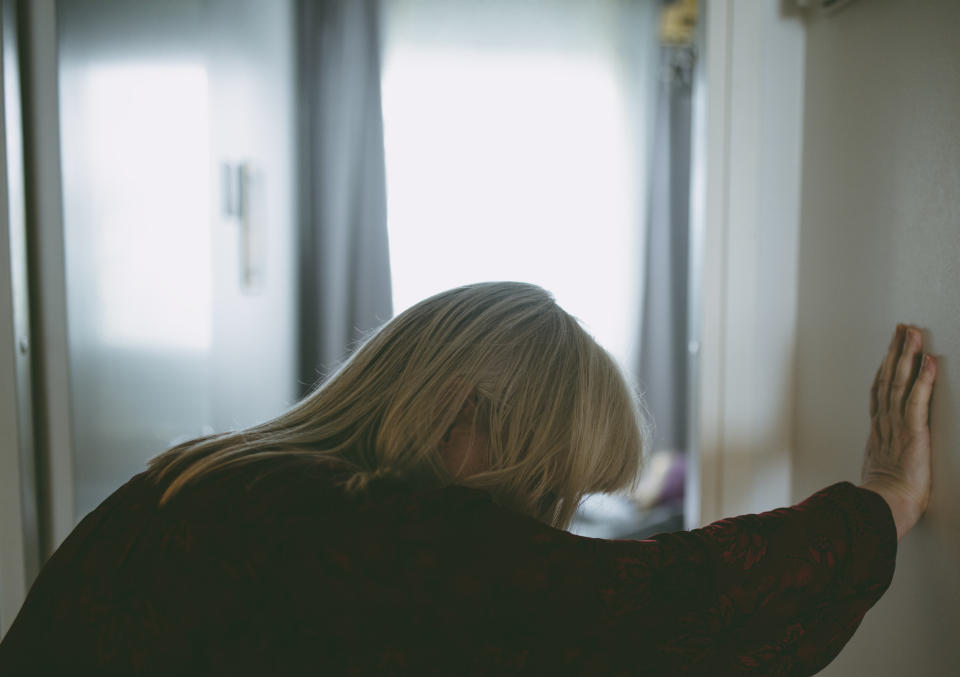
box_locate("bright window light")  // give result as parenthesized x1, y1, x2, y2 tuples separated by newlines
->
(382, 32, 643, 372)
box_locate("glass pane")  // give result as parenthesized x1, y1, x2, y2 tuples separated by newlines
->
(57, 0, 298, 519)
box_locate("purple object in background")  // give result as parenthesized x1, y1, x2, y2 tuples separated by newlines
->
(659, 452, 686, 504)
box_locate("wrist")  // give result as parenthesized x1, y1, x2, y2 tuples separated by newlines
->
(859, 480, 917, 542)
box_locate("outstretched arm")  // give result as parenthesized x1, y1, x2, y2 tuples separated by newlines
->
(449, 325, 934, 674)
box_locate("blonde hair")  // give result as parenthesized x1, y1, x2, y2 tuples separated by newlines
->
(149, 282, 650, 528)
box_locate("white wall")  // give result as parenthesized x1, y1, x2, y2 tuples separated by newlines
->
(694, 0, 805, 525)
(794, 0, 960, 674)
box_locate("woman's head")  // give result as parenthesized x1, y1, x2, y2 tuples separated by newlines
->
(151, 282, 650, 528)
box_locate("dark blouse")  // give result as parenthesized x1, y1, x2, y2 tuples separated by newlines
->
(0, 463, 896, 676)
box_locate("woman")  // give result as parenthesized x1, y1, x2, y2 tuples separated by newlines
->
(0, 282, 935, 675)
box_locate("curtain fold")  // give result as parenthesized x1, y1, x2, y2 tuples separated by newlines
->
(296, 0, 393, 394)
(637, 45, 693, 453)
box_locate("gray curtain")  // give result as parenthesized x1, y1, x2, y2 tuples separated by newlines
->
(637, 46, 693, 453)
(296, 0, 393, 394)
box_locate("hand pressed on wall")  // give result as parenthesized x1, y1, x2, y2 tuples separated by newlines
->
(860, 324, 936, 542)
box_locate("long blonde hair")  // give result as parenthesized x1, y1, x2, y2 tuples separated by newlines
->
(149, 282, 650, 528)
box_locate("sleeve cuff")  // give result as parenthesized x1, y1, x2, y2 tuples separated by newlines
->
(805, 481, 898, 597)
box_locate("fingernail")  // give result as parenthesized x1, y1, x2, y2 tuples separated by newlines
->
(921, 353, 929, 369)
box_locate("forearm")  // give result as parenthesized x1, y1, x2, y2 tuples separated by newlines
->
(650, 482, 897, 629)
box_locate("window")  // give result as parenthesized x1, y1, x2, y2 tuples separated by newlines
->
(381, 0, 656, 374)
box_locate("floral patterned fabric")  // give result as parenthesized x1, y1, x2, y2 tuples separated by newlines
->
(0, 463, 896, 675)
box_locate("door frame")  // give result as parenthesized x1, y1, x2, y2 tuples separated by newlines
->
(690, 0, 807, 526)
(0, 0, 45, 637)
(20, 0, 75, 561)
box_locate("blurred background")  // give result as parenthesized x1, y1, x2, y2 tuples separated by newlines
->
(41, 0, 699, 547)
(4, 1, 960, 673)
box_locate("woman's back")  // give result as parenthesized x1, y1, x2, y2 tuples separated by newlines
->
(0, 460, 896, 675)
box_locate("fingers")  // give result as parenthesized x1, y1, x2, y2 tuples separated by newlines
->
(891, 327, 924, 415)
(906, 353, 937, 431)
(870, 365, 881, 417)
(863, 324, 936, 542)
(876, 325, 905, 413)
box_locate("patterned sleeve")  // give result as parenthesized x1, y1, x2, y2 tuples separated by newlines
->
(649, 482, 897, 674)
(450, 481, 897, 674)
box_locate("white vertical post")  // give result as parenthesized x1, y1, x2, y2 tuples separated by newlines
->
(693, 0, 806, 525)
(0, 83, 27, 638)
(690, 0, 732, 527)
(0, 0, 34, 638)
(22, 0, 76, 555)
